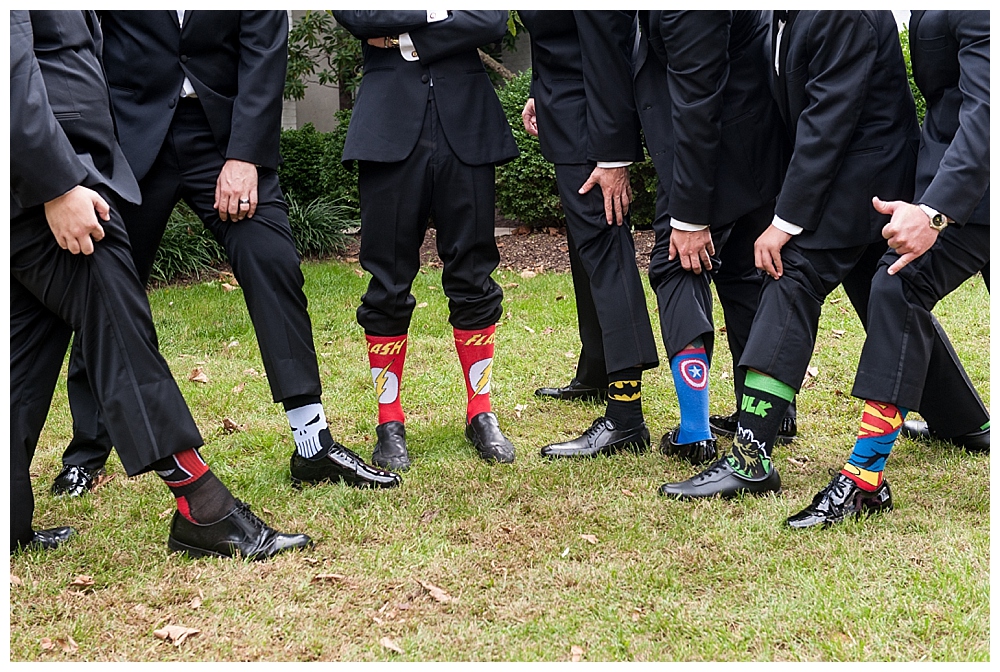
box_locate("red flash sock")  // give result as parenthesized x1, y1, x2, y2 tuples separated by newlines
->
(454, 325, 495, 422)
(366, 334, 407, 425)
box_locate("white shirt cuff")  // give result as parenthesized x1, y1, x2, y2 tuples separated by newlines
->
(399, 32, 419, 61)
(595, 161, 632, 169)
(670, 218, 709, 232)
(771, 214, 803, 236)
(426, 10, 448, 22)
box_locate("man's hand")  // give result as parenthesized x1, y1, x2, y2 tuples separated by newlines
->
(367, 37, 395, 48)
(578, 166, 632, 226)
(214, 159, 258, 222)
(521, 97, 538, 137)
(44, 185, 110, 255)
(669, 228, 715, 274)
(873, 196, 940, 275)
(755, 224, 793, 280)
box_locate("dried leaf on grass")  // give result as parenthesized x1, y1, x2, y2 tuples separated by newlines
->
(519, 270, 537, 279)
(159, 508, 174, 519)
(555, 295, 565, 301)
(222, 417, 245, 433)
(345, 256, 359, 263)
(419, 509, 440, 525)
(188, 367, 209, 384)
(621, 489, 635, 497)
(68, 575, 95, 589)
(542, 327, 554, 335)
(417, 579, 456, 604)
(416, 302, 428, 309)
(154, 624, 200, 647)
(221, 283, 238, 292)
(40, 636, 79, 653)
(514, 404, 527, 419)
(579, 534, 598, 545)
(312, 573, 349, 584)
(380, 637, 404, 654)
(232, 381, 246, 395)
(787, 456, 811, 468)
(832, 329, 846, 338)
(189, 593, 202, 609)
(11, 573, 23, 587)
(571, 645, 585, 662)
(523, 325, 535, 334)
(92, 473, 115, 491)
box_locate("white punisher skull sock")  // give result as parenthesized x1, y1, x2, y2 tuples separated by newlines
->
(286, 403, 328, 458)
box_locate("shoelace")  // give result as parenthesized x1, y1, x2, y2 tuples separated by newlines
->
(583, 417, 613, 440)
(234, 500, 268, 532)
(814, 471, 852, 504)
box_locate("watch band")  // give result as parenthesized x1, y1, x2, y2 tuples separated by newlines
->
(918, 204, 949, 232)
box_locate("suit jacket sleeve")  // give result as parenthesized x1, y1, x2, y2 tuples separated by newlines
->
(776, 13, 877, 231)
(333, 10, 431, 39)
(919, 12, 990, 225)
(658, 11, 732, 224)
(406, 11, 508, 65)
(227, 11, 287, 168)
(575, 11, 642, 163)
(9, 10, 87, 210)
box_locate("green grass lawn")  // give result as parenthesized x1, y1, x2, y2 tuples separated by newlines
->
(10, 259, 990, 661)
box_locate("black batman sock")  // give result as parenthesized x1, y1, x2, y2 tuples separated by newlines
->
(605, 367, 643, 429)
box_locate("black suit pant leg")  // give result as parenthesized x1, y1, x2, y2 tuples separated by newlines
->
(852, 223, 990, 428)
(740, 241, 872, 390)
(555, 164, 658, 375)
(10, 197, 204, 550)
(565, 217, 609, 388)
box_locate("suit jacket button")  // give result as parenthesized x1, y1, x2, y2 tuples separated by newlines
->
(420, 74, 429, 84)
(180, 54, 189, 63)
(169, 98, 176, 108)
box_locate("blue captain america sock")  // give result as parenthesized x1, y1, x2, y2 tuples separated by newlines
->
(671, 337, 712, 443)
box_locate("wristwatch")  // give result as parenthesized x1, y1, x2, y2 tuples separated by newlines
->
(918, 204, 949, 232)
(384, 36, 400, 48)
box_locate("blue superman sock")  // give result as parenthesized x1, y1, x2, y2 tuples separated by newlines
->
(671, 337, 712, 443)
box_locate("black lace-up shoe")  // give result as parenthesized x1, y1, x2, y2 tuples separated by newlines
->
(466, 412, 515, 463)
(534, 378, 608, 402)
(541, 417, 650, 459)
(24, 526, 76, 551)
(51, 465, 104, 497)
(168, 500, 312, 560)
(901, 419, 989, 453)
(290, 441, 401, 488)
(372, 421, 411, 471)
(709, 411, 797, 444)
(786, 472, 893, 529)
(658, 457, 781, 499)
(660, 428, 718, 466)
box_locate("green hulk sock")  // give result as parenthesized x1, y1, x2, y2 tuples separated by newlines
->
(726, 370, 795, 479)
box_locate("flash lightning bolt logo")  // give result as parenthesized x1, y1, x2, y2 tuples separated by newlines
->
(468, 358, 493, 397)
(474, 360, 493, 397)
(371, 361, 399, 403)
(374, 361, 393, 400)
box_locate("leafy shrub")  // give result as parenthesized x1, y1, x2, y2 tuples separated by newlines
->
(149, 203, 225, 284)
(898, 27, 927, 124)
(494, 69, 562, 228)
(278, 115, 359, 217)
(286, 193, 357, 258)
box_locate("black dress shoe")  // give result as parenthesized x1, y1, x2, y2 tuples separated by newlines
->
(26, 526, 76, 550)
(51, 464, 104, 497)
(541, 417, 650, 459)
(708, 411, 797, 445)
(534, 378, 608, 402)
(901, 419, 990, 453)
(658, 457, 781, 499)
(660, 428, 718, 466)
(372, 421, 411, 471)
(168, 500, 312, 560)
(786, 472, 893, 529)
(290, 441, 401, 488)
(465, 412, 515, 463)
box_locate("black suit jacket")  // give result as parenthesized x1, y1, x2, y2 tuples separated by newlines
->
(98, 10, 287, 182)
(334, 10, 518, 167)
(772, 10, 920, 248)
(909, 10, 989, 226)
(520, 10, 644, 165)
(10, 10, 140, 219)
(635, 10, 785, 226)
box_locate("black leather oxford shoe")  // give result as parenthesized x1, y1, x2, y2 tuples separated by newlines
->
(290, 440, 401, 488)
(168, 500, 312, 560)
(372, 421, 411, 471)
(51, 464, 104, 497)
(466, 412, 515, 463)
(534, 378, 608, 402)
(26, 526, 76, 550)
(786, 473, 893, 529)
(901, 419, 989, 453)
(660, 428, 718, 466)
(541, 417, 650, 459)
(658, 457, 781, 499)
(709, 411, 797, 445)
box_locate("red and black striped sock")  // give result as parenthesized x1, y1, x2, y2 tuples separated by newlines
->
(152, 448, 235, 524)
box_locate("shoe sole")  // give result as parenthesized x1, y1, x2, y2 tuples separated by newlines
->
(290, 475, 400, 489)
(710, 426, 795, 445)
(168, 537, 232, 560)
(541, 440, 651, 459)
(660, 487, 782, 500)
